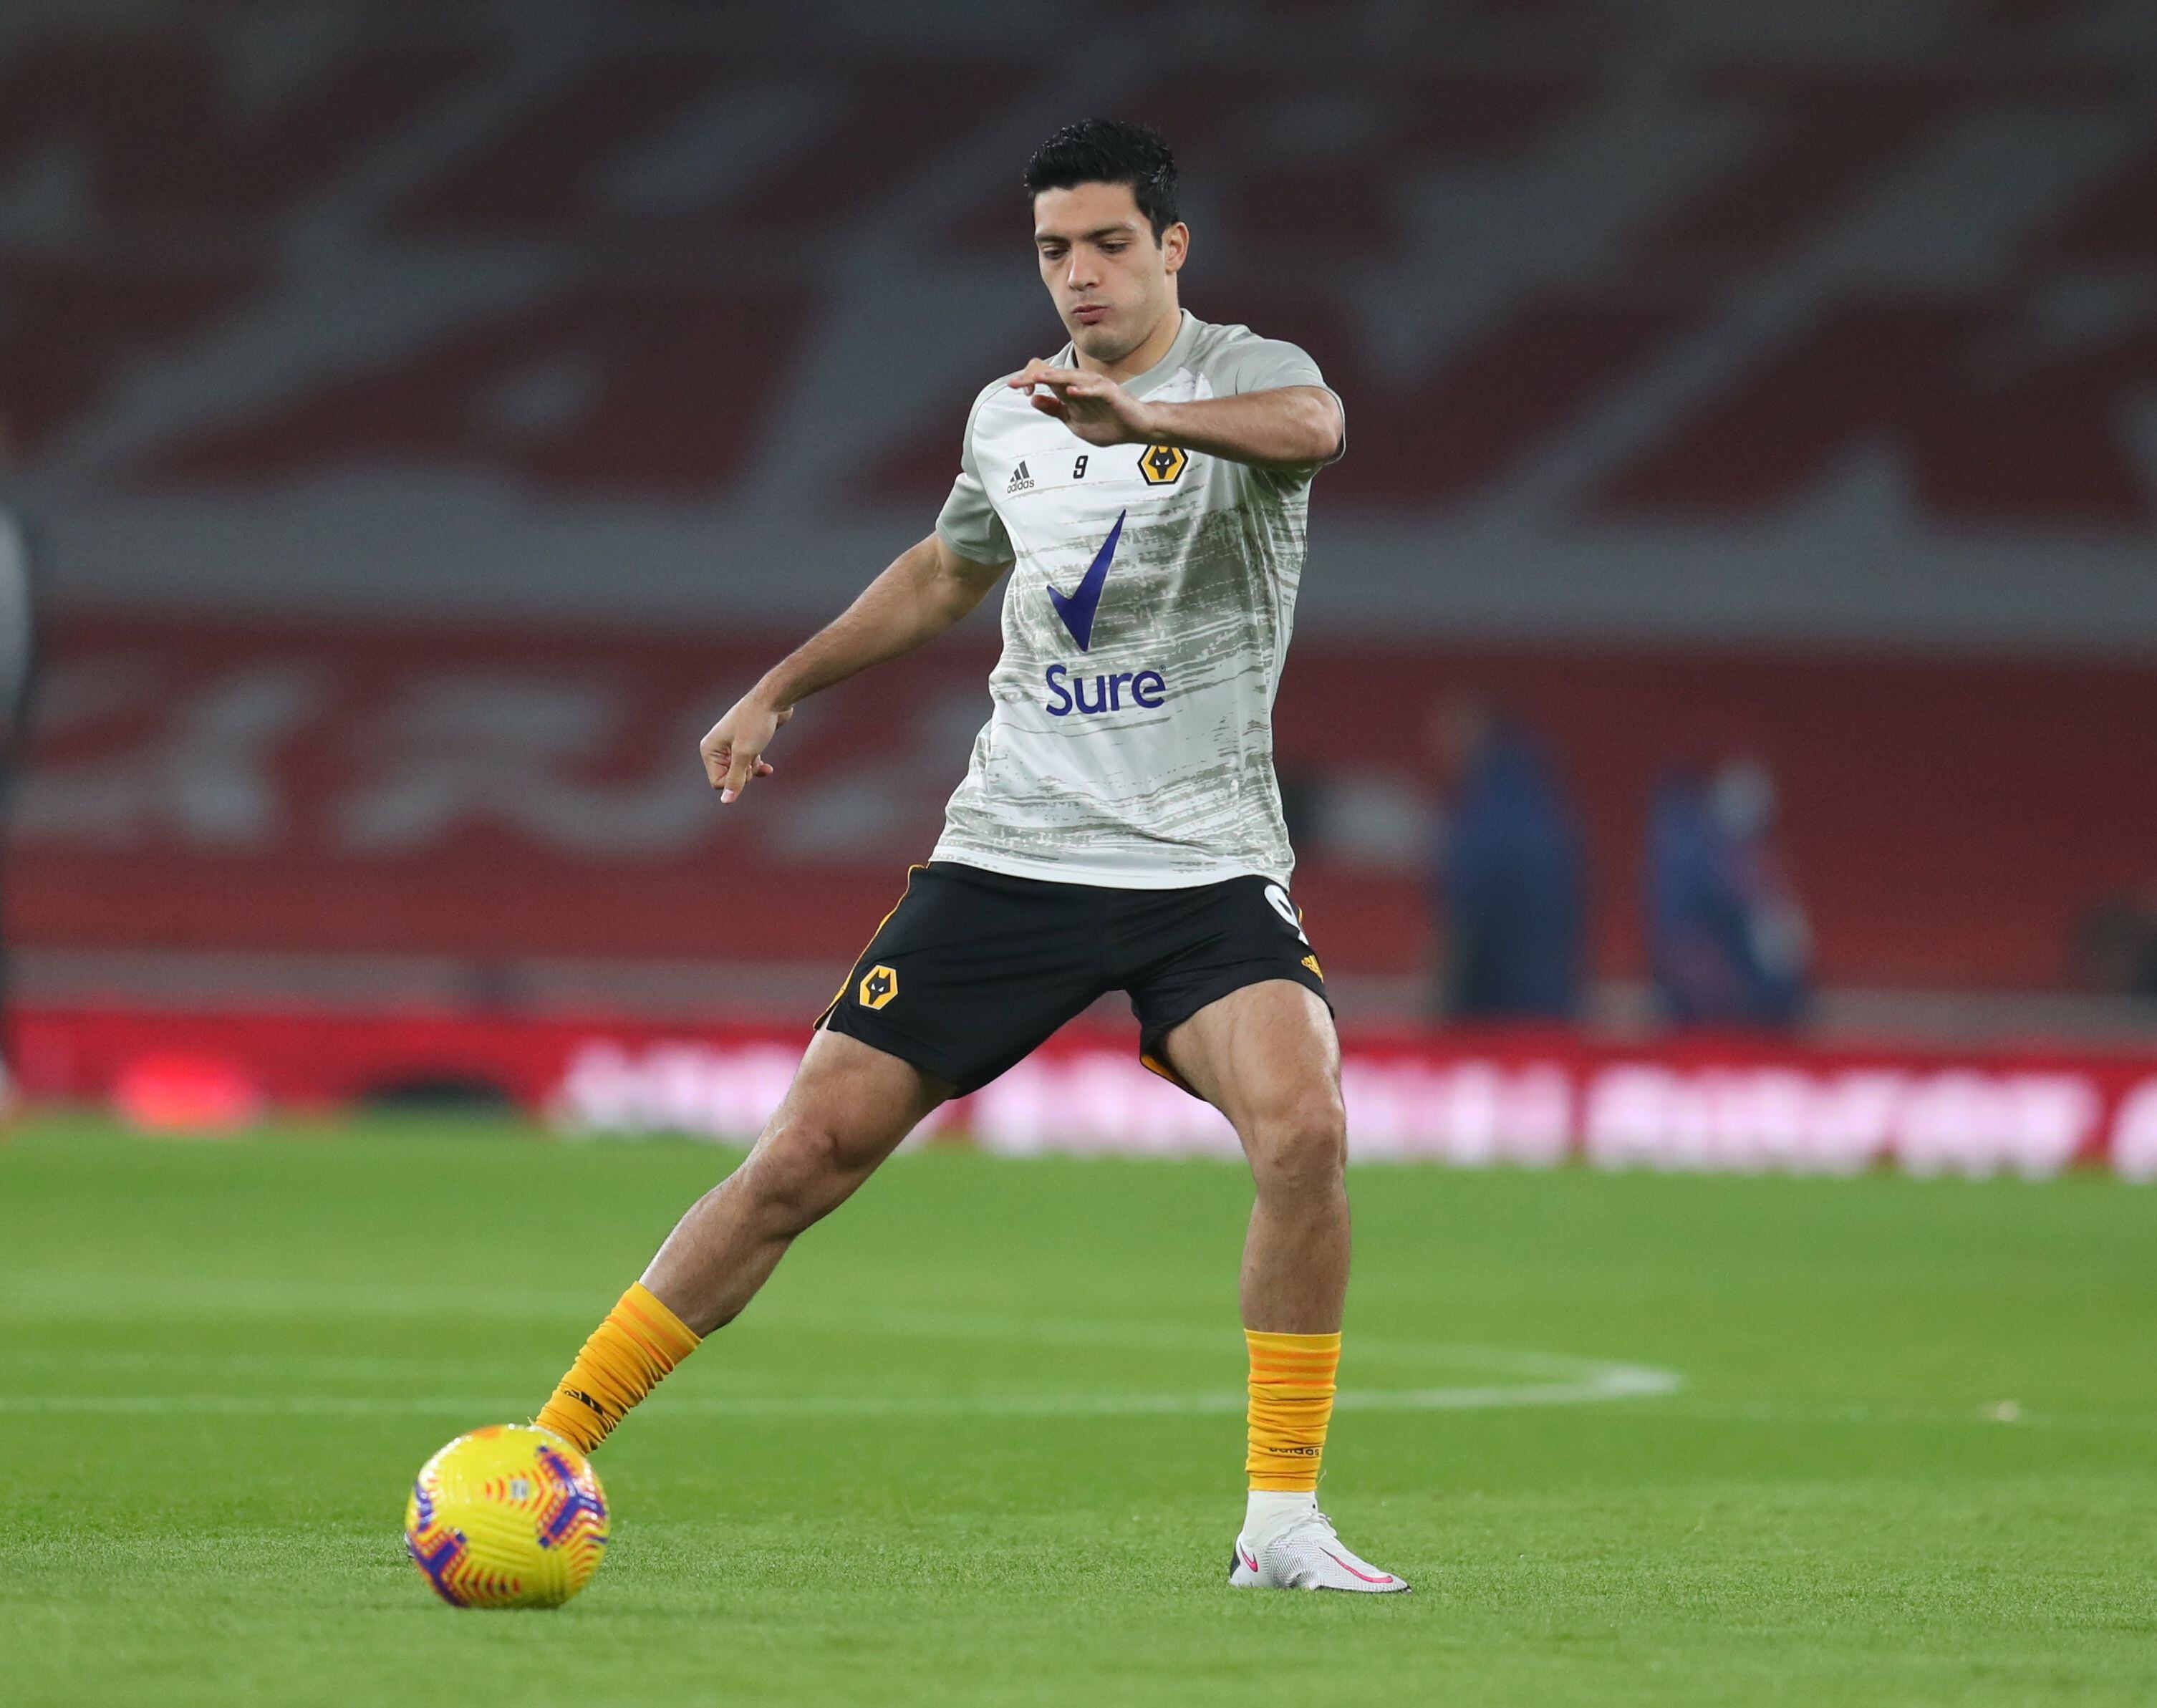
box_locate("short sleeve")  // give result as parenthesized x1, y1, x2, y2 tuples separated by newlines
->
(934, 385, 1013, 566)
(1219, 333, 1345, 472)
(1223, 336, 1328, 397)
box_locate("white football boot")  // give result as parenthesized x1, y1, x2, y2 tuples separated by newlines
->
(1229, 1505, 1411, 1593)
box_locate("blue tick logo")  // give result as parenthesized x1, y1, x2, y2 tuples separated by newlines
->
(1046, 509, 1124, 652)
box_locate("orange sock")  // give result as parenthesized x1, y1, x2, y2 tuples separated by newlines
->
(1245, 1328, 1341, 1492)
(535, 1283, 701, 1453)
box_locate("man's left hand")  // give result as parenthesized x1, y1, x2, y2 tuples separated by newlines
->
(1005, 360, 1155, 447)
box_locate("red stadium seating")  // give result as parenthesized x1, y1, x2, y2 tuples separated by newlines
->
(1, 2, 2152, 1015)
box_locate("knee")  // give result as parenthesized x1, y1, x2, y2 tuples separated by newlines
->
(740, 1116, 858, 1236)
(1245, 1092, 1348, 1198)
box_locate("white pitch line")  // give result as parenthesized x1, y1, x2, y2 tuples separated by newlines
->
(0, 1356, 1680, 1419)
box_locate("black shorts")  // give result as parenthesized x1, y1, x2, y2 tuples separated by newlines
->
(817, 862, 1332, 1098)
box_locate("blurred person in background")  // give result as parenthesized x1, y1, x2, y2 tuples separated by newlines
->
(1427, 695, 1583, 1021)
(2074, 885, 2157, 1003)
(0, 418, 37, 1111)
(1646, 756, 1810, 1028)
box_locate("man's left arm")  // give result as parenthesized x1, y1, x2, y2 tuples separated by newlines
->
(1008, 361, 1342, 472)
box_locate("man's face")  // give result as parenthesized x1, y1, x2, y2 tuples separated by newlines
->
(1031, 180, 1186, 364)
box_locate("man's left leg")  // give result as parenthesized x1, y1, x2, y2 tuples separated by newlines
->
(1160, 978, 1408, 1593)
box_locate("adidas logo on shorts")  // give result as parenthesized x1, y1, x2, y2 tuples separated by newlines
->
(1005, 460, 1033, 493)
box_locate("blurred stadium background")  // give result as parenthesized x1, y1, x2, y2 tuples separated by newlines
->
(3, 0, 2156, 1176)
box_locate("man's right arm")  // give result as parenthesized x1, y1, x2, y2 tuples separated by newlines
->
(700, 532, 1010, 801)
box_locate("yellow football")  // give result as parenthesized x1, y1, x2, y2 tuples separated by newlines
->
(404, 1424, 609, 1608)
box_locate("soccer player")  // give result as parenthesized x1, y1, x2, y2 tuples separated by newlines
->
(537, 120, 1406, 1593)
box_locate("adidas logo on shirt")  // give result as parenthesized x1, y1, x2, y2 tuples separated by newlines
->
(1005, 460, 1033, 493)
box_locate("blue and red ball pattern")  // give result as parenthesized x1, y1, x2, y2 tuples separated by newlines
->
(405, 1424, 609, 1608)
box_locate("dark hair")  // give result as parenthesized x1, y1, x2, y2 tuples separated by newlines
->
(1023, 120, 1179, 240)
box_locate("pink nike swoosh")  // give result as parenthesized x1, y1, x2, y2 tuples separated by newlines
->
(1320, 1548, 1394, 1585)
(1238, 1546, 1259, 1573)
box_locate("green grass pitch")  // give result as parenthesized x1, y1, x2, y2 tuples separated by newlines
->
(2, 1114, 2153, 1707)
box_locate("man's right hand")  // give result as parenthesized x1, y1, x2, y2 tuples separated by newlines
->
(699, 693, 791, 803)
(692, 533, 1008, 806)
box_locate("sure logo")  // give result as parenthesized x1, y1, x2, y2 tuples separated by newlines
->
(1044, 663, 1167, 717)
(1042, 509, 1168, 715)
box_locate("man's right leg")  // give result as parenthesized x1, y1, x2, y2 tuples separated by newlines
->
(536, 1030, 947, 1451)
